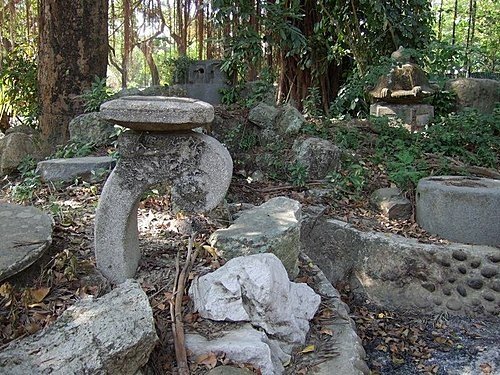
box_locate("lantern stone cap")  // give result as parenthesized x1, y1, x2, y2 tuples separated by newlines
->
(100, 96, 214, 132)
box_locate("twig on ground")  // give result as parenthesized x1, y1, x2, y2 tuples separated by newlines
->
(169, 233, 199, 375)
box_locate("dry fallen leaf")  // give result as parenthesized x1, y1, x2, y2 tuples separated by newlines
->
(480, 363, 492, 374)
(30, 287, 51, 303)
(301, 344, 315, 353)
(320, 328, 334, 336)
(195, 352, 218, 369)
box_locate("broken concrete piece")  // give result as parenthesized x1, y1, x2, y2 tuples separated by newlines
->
(0, 203, 53, 282)
(186, 324, 289, 375)
(36, 156, 116, 183)
(210, 197, 301, 278)
(0, 280, 158, 375)
(189, 253, 321, 344)
(370, 187, 412, 220)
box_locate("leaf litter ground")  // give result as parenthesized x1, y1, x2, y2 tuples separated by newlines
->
(0, 168, 498, 374)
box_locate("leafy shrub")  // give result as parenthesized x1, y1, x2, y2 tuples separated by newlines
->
(164, 55, 196, 85)
(53, 141, 96, 159)
(288, 161, 308, 187)
(0, 45, 39, 127)
(81, 76, 112, 113)
(326, 157, 367, 197)
(423, 109, 500, 168)
(11, 156, 41, 202)
(329, 57, 392, 118)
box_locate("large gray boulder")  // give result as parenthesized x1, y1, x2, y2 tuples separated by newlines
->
(248, 102, 279, 129)
(210, 197, 301, 277)
(0, 203, 53, 282)
(36, 156, 116, 183)
(0, 280, 158, 374)
(277, 104, 305, 135)
(0, 132, 42, 176)
(293, 137, 341, 180)
(189, 253, 320, 344)
(186, 325, 289, 375)
(68, 112, 116, 146)
(445, 78, 500, 114)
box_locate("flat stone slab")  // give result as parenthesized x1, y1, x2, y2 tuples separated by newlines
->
(0, 203, 53, 282)
(0, 280, 158, 374)
(36, 156, 116, 183)
(99, 96, 214, 132)
(416, 176, 500, 246)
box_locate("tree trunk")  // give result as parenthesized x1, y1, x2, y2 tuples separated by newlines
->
(138, 40, 160, 86)
(38, 0, 108, 150)
(451, 0, 458, 45)
(122, 0, 133, 88)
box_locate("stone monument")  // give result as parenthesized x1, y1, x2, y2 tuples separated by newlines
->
(369, 47, 435, 131)
(95, 96, 233, 283)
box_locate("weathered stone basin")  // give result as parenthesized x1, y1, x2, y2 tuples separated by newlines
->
(416, 176, 500, 246)
(99, 96, 214, 132)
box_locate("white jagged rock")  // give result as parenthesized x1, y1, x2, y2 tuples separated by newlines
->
(189, 253, 321, 344)
(186, 324, 290, 375)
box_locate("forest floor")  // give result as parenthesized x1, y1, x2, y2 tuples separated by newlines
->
(1, 174, 498, 375)
(0, 111, 499, 374)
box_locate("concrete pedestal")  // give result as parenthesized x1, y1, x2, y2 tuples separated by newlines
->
(370, 103, 434, 131)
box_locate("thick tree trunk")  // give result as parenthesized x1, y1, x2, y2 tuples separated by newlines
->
(38, 0, 108, 150)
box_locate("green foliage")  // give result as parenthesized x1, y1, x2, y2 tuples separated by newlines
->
(224, 122, 258, 152)
(302, 87, 323, 118)
(220, 85, 243, 105)
(81, 76, 113, 113)
(370, 109, 500, 189)
(0, 45, 39, 127)
(11, 157, 41, 202)
(333, 125, 364, 150)
(163, 55, 196, 85)
(244, 68, 275, 108)
(320, 0, 433, 73)
(330, 57, 392, 118)
(288, 161, 308, 187)
(426, 89, 457, 118)
(423, 109, 500, 168)
(53, 141, 96, 159)
(326, 158, 367, 197)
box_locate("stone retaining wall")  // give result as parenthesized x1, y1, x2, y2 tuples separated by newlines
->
(302, 207, 499, 316)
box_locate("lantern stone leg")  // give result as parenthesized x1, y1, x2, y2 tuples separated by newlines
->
(95, 131, 232, 283)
